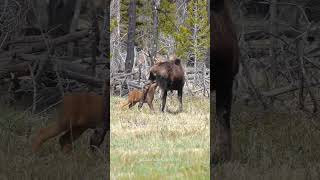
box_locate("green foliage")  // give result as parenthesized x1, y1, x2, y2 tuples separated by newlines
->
(110, 18, 117, 32)
(174, 26, 192, 59)
(174, 0, 209, 62)
(119, 0, 151, 49)
(115, 0, 209, 62)
(157, 0, 177, 55)
(159, 0, 177, 36)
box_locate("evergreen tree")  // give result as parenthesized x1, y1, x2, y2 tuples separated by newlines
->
(120, 0, 151, 49)
(174, 0, 209, 63)
(159, 0, 177, 36)
(157, 0, 177, 56)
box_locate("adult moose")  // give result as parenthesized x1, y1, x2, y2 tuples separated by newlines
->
(139, 56, 185, 113)
(211, 0, 239, 165)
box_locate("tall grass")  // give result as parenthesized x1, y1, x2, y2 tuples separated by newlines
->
(111, 95, 210, 179)
(213, 105, 320, 180)
(1, 95, 316, 179)
(0, 104, 106, 180)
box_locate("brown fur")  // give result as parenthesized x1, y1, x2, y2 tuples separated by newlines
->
(122, 82, 157, 111)
(211, 0, 239, 165)
(141, 57, 184, 112)
(31, 92, 106, 153)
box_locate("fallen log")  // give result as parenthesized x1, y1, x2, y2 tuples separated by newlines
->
(262, 82, 320, 97)
(5, 35, 49, 47)
(0, 62, 31, 79)
(0, 30, 89, 59)
(61, 70, 103, 88)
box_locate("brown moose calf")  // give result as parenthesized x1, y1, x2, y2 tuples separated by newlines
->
(31, 92, 107, 153)
(121, 82, 157, 111)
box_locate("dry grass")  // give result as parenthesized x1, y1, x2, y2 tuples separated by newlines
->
(110, 95, 210, 179)
(213, 104, 320, 180)
(0, 104, 107, 180)
(2, 94, 317, 179)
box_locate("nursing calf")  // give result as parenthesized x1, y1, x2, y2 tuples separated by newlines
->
(121, 82, 158, 111)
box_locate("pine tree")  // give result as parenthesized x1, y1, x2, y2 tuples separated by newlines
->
(174, 0, 209, 64)
(120, 0, 151, 49)
(159, 0, 177, 36)
(157, 0, 177, 56)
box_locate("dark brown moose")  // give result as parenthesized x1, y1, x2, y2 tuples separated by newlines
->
(139, 56, 185, 113)
(211, 0, 240, 165)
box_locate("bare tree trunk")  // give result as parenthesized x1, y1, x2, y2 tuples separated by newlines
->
(114, 0, 122, 71)
(102, 76, 110, 179)
(240, 54, 267, 109)
(206, 0, 210, 68)
(99, 0, 111, 66)
(90, 0, 111, 179)
(150, 0, 160, 66)
(296, 13, 318, 113)
(68, 0, 82, 57)
(269, 0, 277, 91)
(48, 0, 77, 36)
(125, 0, 137, 72)
(296, 12, 305, 109)
(90, 4, 100, 77)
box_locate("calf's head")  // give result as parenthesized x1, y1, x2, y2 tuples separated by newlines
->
(138, 82, 152, 109)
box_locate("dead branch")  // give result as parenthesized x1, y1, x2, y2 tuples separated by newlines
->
(0, 30, 89, 58)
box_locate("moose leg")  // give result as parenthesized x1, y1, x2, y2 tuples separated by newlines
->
(161, 90, 168, 112)
(121, 101, 130, 109)
(59, 127, 86, 153)
(129, 102, 137, 109)
(90, 128, 107, 152)
(32, 123, 64, 153)
(212, 78, 233, 165)
(178, 88, 183, 112)
(147, 101, 155, 112)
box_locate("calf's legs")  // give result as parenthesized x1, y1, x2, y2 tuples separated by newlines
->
(59, 127, 86, 153)
(32, 122, 64, 153)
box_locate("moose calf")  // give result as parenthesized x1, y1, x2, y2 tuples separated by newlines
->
(31, 92, 107, 153)
(122, 82, 157, 111)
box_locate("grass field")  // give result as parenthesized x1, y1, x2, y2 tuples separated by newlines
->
(0, 105, 107, 180)
(1, 94, 319, 180)
(213, 104, 320, 180)
(110, 95, 210, 179)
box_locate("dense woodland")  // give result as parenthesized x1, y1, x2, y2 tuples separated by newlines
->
(214, 0, 320, 179)
(0, 0, 109, 179)
(0, 0, 109, 112)
(1, 0, 320, 111)
(0, 0, 211, 110)
(109, 0, 210, 97)
(231, 0, 320, 113)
